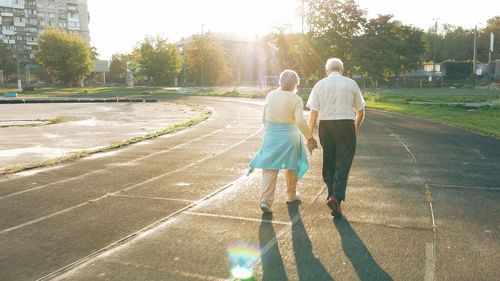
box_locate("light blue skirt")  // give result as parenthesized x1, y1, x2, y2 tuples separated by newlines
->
(248, 121, 309, 179)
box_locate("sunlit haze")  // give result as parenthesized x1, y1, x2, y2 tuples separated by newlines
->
(88, 0, 500, 60)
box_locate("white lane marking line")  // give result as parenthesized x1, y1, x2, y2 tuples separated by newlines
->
(449, 136, 466, 147)
(36, 174, 252, 281)
(0, 170, 102, 200)
(429, 201, 437, 230)
(160, 270, 224, 281)
(183, 211, 292, 226)
(384, 127, 438, 281)
(448, 137, 486, 159)
(1, 126, 264, 234)
(0, 120, 225, 200)
(109, 127, 224, 166)
(425, 242, 435, 281)
(0, 201, 89, 234)
(384, 128, 417, 161)
(429, 183, 498, 191)
(395, 135, 417, 161)
(110, 194, 195, 203)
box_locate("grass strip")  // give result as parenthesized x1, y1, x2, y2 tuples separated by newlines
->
(0, 109, 212, 176)
(365, 99, 500, 139)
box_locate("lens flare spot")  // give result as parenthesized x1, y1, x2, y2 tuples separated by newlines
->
(227, 242, 260, 279)
(231, 266, 253, 279)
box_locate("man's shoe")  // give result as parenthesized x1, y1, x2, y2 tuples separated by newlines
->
(327, 196, 342, 217)
(286, 191, 301, 203)
(260, 202, 273, 213)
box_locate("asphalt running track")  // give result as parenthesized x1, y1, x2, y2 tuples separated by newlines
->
(0, 96, 498, 280)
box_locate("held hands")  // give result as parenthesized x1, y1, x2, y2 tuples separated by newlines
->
(307, 137, 318, 154)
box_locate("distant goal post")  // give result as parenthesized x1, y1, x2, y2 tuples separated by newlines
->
(263, 76, 279, 89)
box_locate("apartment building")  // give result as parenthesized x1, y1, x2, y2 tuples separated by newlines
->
(0, 0, 89, 71)
(176, 32, 259, 86)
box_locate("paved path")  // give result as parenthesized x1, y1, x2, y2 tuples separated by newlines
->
(0, 101, 203, 171)
(0, 96, 498, 280)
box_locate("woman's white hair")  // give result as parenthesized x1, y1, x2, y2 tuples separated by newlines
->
(279, 69, 300, 92)
(325, 58, 344, 71)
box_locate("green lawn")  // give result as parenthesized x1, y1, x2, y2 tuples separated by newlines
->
(361, 88, 500, 139)
(297, 87, 500, 138)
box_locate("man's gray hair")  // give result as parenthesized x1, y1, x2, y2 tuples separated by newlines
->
(279, 69, 300, 91)
(325, 58, 344, 71)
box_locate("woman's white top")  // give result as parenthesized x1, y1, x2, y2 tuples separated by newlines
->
(263, 89, 312, 139)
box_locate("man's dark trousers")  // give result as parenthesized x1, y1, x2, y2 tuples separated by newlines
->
(319, 120, 356, 201)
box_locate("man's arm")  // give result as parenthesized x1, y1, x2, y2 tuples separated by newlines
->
(355, 108, 365, 136)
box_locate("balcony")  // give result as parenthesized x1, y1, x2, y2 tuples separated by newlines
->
(2, 29, 15, 35)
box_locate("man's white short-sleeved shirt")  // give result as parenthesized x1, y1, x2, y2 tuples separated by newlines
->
(306, 72, 365, 120)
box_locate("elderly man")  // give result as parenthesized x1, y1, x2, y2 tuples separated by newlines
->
(306, 58, 365, 217)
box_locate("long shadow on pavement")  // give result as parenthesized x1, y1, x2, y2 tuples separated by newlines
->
(288, 201, 335, 281)
(333, 218, 393, 281)
(259, 213, 288, 281)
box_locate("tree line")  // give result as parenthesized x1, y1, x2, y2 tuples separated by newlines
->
(102, 0, 500, 87)
(0, 0, 498, 87)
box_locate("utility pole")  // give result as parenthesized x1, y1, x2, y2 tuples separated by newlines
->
(473, 25, 477, 74)
(489, 32, 494, 63)
(15, 49, 22, 93)
(432, 18, 438, 78)
(201, 24, 205, 94)
(473, 25, 477, 87)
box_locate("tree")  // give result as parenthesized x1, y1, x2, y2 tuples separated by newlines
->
(90, 46, 99, 60)
(108, 53, 131, 84)
(394, 24, 427, 76)
(353, 15, 427, 85)
(0, 42, 16, 78)
(185, 32, 230, 86)
(36, 28, 93, 86)
(304, 0, 366, 72)
(483, 16, 500, 61)
(134, 36, 183, 85)
(353, 15, 399, 83)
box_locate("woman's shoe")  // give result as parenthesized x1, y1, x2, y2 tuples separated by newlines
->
(286, 191, 301, 203)
(260, 202, 273, 213)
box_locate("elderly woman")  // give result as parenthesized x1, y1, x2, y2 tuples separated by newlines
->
(249, 70, 318, 213)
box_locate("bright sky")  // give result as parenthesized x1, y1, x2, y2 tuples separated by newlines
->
(88, 0, 500, 60)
